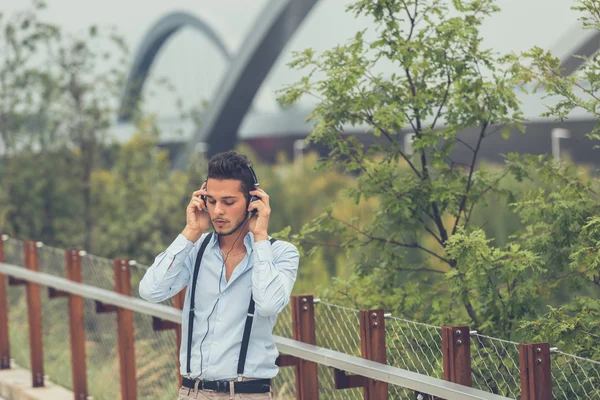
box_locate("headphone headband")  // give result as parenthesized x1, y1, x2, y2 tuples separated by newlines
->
(246, 164, 259, 188)
(204, 163, 258, 188)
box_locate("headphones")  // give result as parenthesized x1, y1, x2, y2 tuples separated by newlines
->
(245, 164, 260, 215)
(201, 164, 260, 216)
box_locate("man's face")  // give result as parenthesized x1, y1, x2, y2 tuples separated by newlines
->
(204, 178, 248, 236)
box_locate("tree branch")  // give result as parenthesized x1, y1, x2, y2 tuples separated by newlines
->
(452, 121, 488, 236)
(419, 217, 445, 247)
(404, 64, 449, 246)
(430, 68, 452, 130)
(329, 215, 452, 266)
(465, 169, 510, 227)
(296, 239, 343, 249)
(362, 112, 422, 178)
(456, 137, 476, 153)
(394, 266, 447, 274)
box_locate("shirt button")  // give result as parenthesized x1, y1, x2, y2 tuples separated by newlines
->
(217, 316, 223, 321)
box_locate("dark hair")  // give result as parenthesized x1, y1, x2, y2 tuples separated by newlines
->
(207, 151, 254, 199)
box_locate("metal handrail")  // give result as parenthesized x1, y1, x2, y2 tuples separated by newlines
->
(0, 262, 179, 323)
(0, 262, 513, 400)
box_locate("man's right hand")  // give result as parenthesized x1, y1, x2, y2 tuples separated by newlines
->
(181, 181, 211, 242)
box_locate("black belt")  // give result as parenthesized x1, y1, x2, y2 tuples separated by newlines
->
(181, 377, 271, 393)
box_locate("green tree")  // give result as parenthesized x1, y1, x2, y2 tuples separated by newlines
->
(0, 1, 61, 236)
(48, 25, 132, 251)
(279, 0, 600, 339)
(276, 2, 600, 394)
(278, 0, 537, 335)
(1, 2, 187, 251)
(507, 0, 600, 381)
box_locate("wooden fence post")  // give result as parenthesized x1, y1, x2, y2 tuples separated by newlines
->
(114, 259, 137, 400)
(519, 343, 552, 400)
(47, 249, 88, 400)
(361, 310, 388, 399)
(333, 310, 388, 399)
(442, 326, 472, 386)
(291, 295, 319, 400)
(67, 250, 88, 400)
(415, 326, 472, 400)
(24, 241, 44, 387)
(0, 237, 10, 369)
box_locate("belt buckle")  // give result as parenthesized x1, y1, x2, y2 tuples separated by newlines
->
(219, 380, 228, 392)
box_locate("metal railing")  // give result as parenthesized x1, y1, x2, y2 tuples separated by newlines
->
(2, 236, 600, 399)
(0, 261, 511, 400)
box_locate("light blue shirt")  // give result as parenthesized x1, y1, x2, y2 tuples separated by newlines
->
(139, 231, 299, 380)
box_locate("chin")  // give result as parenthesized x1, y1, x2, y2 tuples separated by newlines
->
(215, 226, 234, 236)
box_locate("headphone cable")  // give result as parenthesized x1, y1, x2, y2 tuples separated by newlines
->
(197, 215, 252, 379)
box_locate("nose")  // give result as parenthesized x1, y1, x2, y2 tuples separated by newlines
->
(213, 202, 225, 215)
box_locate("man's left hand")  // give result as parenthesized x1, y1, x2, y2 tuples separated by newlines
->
(248, 188, 271, 241)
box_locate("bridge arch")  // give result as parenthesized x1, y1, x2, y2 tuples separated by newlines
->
(118, 11, 232, 122)
(172, 0, 319, 168)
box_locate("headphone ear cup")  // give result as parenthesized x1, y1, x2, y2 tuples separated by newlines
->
(202, 178, 208, 207)
(248, 195, 259, 215)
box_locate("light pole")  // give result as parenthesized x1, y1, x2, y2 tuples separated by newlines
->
(551, 128, 570, 160)
(404, 133, 415, 155)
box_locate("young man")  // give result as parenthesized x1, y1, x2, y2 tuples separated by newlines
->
(139, 151, 299, 399)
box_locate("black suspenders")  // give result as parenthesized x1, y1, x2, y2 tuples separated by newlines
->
(185, 233, 277, 377)
(186, 232, 213, 375)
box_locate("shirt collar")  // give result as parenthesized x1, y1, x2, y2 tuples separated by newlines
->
(209, 230, 255, 252)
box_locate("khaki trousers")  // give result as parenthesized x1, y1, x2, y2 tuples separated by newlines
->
(177, 387, 271, 399)
(177, 378, 273, 400)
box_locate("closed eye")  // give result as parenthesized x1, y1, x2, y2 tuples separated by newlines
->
(207, 200, 235, 206)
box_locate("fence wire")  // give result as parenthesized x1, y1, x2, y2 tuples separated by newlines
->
(273, 304, 296, 399)
(470, 333, 521, 398)
(3, 237, 24, 267)
(552, 351, 600, 399)
(316, 302, 363, 399)
(2, 238, 181, 399)
(386, 316, 443, 399)
(4, 236, 600, 400)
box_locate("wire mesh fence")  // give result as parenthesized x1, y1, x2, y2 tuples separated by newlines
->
(3, 236, 600, 400)
(315, 302, 363, 399)
(81, 253, 116, 292)
(3, 237, 25, 267)
(272, 304, 296, 399)
(470, 333, 521, 398)
(2, 237, 181, 399)
(552, 351, 600, 399)
(385, 316, 443, 399)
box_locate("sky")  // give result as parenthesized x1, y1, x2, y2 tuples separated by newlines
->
(1, 0, 588, 119)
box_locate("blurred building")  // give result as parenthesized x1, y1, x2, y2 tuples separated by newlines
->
(4, 0, 599, 166)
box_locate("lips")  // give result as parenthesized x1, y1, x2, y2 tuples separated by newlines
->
(213, 220, 227, 227)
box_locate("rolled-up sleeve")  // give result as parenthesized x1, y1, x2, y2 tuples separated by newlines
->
(251, 240, 299, 317)
(139, 234, 197, 303)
